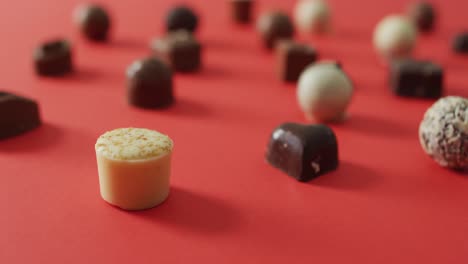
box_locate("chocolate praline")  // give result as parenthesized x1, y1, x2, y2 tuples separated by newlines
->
(0, 92, 41, 139)
(33, 39, 73, 76)
(266, 123, 339, 182)
(407, 1, 436, 32)
(75, 4, 111, 41)
(452, 32, 468, 54)
(230, 0, 253, 24)
(419, 96, 468, 169)
(126, 58, 174, 109)
(257, 11, 294, 49)
(165, 6, 199, 33)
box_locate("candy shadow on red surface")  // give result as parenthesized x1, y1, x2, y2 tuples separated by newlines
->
(131, 186, 241, 234)
(162, 97, 213, 117)
(310, 161, 380, 190)
(345, 112, 413, 138)
(67, 68, 103, 82)
(198, 65, 233, 79)
(0, 123, 62, 152)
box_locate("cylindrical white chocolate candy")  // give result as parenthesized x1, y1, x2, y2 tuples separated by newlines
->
(373, 15, 417, 61)
(294, 0, 330, 34)
(297, 62, 353, 122)
(95, 128, 173, 210)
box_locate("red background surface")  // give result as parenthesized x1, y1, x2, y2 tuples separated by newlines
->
(1, 0, 468, 263)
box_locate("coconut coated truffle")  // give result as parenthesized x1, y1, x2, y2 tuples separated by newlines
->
(297, 62, 353, 122)
(373, 15, 417, 61)
(294, 0, 330, 34)
(419, 96, 468, 169)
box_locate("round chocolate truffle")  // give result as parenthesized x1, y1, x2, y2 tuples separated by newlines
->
(33, 39, 73, 76)
(257, 11, 295, 49)
(407, 1, 436, 32)
(126, 58, 174, 109)
(166, 6, 199, 33)
(452, 32, 468, 54)
(294, 0, 330, 34)
(373, 15, 417, 61)
(297, 62, 353, 122)
(74, 4, 111, 41)
(419, 96, 468, 169)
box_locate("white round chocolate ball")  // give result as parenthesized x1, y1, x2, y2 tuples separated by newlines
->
(373, 15, 417, 61)
(294, 0, 330, 34)
(297, 62, 353, 122)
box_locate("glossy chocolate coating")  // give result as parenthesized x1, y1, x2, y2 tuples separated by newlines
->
(166, 6, 199, 33)
(151, 30, 202, 72)
(452, 32, 468, 54)
(257, 11, 294, 49)
(0, 92, 41, 140)
(76, 4, 111, 41)
(126, 58, 174, 109)
(276, 40, 317, 82)
(390, 59, 443, 98)
(407, 1, 435, 32)
(33, 39, 72, 76)
(266, 123, 339, 182)
(230, 0, 253, 24)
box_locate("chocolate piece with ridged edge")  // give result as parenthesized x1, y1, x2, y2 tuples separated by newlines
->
(75, 4, 111, 41)
(266, 123, 339, 182)
(165, 6, 199, 33)
(0, 92, 41, 140)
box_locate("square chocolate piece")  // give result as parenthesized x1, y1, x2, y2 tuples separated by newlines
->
(151, 30, 201, 72)
(0, 92, 41, 140)
(230, 0, 252, 24)
(266, 123, 339, 182)
(390, 59, 443, 98)
(276, 41, 318, 82)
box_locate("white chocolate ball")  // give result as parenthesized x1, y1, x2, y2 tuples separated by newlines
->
(373, 15, 417, 61)
(294, 0, 330, 34)
(297, 62, 353, 122)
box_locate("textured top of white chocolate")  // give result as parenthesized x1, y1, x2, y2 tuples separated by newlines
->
(95, 128, 173, 161)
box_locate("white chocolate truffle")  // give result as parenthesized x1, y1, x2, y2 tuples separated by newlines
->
(297, 62, 353, 122)
(373, 15, 417, 61)
(95, 128, 174, 210)
(294, 0, 330, 34)
(419, 96, 468, 169)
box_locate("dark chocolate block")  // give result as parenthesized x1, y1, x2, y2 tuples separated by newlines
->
(151, 31, 202, 72)
(390, 59, 443, 98)
(257, 11, 294, 49)
(265, 123, 339, 182)
(126, 58, 174, 109)
(407, 1, 435, 32)
(276, 40, 317, 82)
(230, 0, 252, 24)
(33, 40, 72, 76)
(76, 4, 111, 41)
(0, 92, 41, 140)
(452, 32, 468, 54)
(166, 6, 198, 33)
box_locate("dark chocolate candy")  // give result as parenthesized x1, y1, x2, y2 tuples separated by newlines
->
(452, 32, 468, 54)
(390, 59, 443, 98)
(407, 1, 435, 32)
(0, 92, 41, 140)
(76, 4, 111, 41)
(257, 11, 294, 49)
(266, 123, 339, 182)
(151, 30, 202, 72)
(276, 40, 317, 82)
(33, 39, 72, 76)
(166, 6, 199, 33)
(126, 57, 174, 109)
(230, 0, 253, 24)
